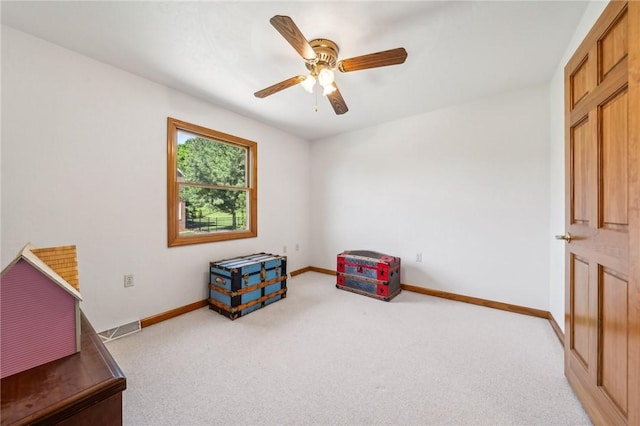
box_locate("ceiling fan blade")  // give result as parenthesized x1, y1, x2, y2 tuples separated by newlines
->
(270, 15, 317, 61)
(337, 47, 408, 73)
(326, 84, 348, 115)
(254, 75, 305, 98)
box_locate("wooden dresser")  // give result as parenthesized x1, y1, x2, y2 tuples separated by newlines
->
(1, 313, 126, 425)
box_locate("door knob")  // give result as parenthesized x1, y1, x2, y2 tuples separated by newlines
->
(555, 232, 572, 243)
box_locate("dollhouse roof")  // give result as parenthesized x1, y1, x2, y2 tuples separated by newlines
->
(1, 243, 82, 301)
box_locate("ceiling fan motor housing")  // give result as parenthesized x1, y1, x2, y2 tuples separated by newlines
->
(306, 39, 339, 72)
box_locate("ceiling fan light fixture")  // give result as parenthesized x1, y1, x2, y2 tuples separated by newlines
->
(322, 84, 337, 96)
(317, 68, 335, 87)
(300, 75, 316, 93)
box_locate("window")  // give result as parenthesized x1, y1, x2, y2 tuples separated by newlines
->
(167, 118, 257, 247)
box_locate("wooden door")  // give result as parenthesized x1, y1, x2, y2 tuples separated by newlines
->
(563, 2, 639, 425)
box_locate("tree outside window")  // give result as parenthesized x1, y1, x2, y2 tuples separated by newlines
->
(167, 118, 257, 246)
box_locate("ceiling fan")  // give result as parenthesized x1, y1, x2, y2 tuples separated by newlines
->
(254, 15, 408, 115)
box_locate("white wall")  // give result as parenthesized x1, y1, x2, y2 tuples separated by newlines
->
(1, 26, 311, 332)
(548, 1, 608, 331)
(310, 85, 551, 310)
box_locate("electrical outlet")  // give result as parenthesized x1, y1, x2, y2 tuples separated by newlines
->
(124, 274, 134, 287)
(416, 253, 422, 263)
(282, 245, 287, 254)
(295, 243, 300, 251)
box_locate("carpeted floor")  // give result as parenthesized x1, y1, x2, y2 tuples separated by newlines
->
(107, 272, 592, 425)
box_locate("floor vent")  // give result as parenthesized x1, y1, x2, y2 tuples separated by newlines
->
(98, 320, 141, 343)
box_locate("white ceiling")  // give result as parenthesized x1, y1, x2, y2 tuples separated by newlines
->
(1, 1, 588, 141)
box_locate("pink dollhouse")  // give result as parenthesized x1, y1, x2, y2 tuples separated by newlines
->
(1, 243, 82, 379)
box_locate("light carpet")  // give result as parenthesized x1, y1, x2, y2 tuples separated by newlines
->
(106, 272, 592, 426)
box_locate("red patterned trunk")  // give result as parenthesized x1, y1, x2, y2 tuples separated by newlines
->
(336, 250, 401, 301)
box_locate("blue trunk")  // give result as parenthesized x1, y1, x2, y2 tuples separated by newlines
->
(209, 253, 287, 320)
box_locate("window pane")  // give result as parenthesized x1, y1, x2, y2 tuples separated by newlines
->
(177, 130, 246, 187)
(178, 185, 247, 235)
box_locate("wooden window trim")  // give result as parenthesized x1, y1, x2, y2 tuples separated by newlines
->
(167, 117, 257, 247)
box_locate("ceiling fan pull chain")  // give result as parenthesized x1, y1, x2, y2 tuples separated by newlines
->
(314, 88, 319, 112)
